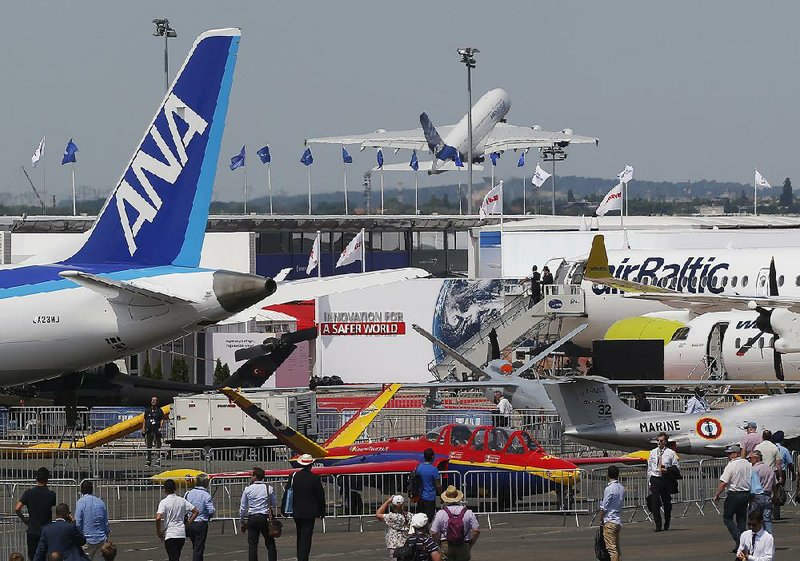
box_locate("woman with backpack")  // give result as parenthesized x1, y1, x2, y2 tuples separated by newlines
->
(376, 495, 413, 561)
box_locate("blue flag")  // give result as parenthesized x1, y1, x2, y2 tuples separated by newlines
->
(517, 151, 525, 167)
(342, 146, 353, 164)
(490, 152, 500, 166)
(410, 150, 419, 171)
(61, 139, 79, 165)
(454, 151, 464, 168)
(257, 145, 271, 164)
(376, 148, 384, 168)
(300, 147, 314, 166)
(230, 145, 245, 170)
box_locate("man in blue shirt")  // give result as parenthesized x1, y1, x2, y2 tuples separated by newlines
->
(599, 465, 624, 561)
(75, 480, 109, 560)
(239, 467, 278, 561)
(185, 474, 216, 561)
(416, 448, 442, 522)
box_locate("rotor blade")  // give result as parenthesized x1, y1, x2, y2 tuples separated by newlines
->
(736, 332, 764, 356)
(411, 324, 487, 380)
(280, 327, 318, 346)
(769, 258, 779, 297)
(511, 324, 589, 378)
(774, 343, 785, 381)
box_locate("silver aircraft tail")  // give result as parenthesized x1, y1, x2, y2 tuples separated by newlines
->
(543, 376, 639, 428)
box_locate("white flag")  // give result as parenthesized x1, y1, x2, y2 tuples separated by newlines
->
(617, 164, 634, 184)
(596, 183, 624, 216)
(31, 136, 45, 167)
(336, 230, 364, 268)
(531, 164, 552, 188)
(755, 169, 771, 189)
(480, 181, 503, 220)
(307, 232, 320, 274)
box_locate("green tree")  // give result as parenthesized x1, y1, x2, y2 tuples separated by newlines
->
(170, 356, 189, 383)
(141, 357, 152, 379)
(780, 177, 793, 207)
(152, 359, 163, 380)
(213, 358, 229, 385)
(567, 189, 575, 202)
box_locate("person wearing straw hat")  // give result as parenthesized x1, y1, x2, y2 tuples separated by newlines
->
(376, 495, 412, 561)
(430, 486, 479, 561)
(289, 454, 325, 561)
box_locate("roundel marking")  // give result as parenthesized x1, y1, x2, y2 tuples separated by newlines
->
(696, 417, 723, 440)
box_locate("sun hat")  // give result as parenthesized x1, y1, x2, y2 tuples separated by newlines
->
(440, 485, 464, 504)
(391, 495, 404, 506)
(297, 454, 314, 466)
(409, 512, 428, 533)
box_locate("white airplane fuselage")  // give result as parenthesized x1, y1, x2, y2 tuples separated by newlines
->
(440, 88, 510, 164)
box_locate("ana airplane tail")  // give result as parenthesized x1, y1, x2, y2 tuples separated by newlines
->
(64, 29, 241, 268)
(542, 376, 639, 428)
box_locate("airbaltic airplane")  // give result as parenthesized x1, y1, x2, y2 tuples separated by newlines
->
(306, 88, 598, 173)
(0, 29, 282, 386)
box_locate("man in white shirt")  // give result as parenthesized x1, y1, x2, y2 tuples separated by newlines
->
(156, 479, 199, 561)
(736, 509, 774, 561)
(714, 444, 752, 553)
(754, 430, 781, 471)
(646, 432, 678, 532)
(493, 391, 513, 428)
(598, 465, 624, 561)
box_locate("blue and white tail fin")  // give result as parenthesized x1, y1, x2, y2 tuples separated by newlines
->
(543, 377, 639, 428)
(419, 112, 458, 162)
(64, 28, 240, 268)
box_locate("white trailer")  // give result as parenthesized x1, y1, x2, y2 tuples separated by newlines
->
(170, 390, 317, 447)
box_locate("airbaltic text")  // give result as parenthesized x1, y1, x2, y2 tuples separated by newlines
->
(592, 256, 729, 295)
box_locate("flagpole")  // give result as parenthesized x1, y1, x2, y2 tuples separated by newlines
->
(360, 228, 365, 273)
(522, 173, 526, 215)
(754, 171, 757, 216)
(458, 174, 463, 215)
(243, 165, 248, 214)
(624, 182, 628, 216)
(500, 181, 504, 278)
(317, 230, 322, 279)
(71, 165, 76, 216)
(43, 141, 47, 213)
(414, 170, 419, 215)
(267, 163, 273, 215)
(343, 160, 349, 215)
(307, 166, 312, 215)
(380, 168, 385, 215)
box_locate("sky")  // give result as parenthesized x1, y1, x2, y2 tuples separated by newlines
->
(2, 2, 800, 205)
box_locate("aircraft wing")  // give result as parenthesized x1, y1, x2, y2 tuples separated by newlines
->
(219, 268, 430, 325)
(483, 122, 599, 154)
(59, 271, 196, 306)
(584, 235, 675, 295)
(376, 161, 484, 172)
(306, 126, 455, 152)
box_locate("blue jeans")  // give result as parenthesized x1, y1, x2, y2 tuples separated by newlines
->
(749, 493, 773, 534)
(723, 491, 750, 545)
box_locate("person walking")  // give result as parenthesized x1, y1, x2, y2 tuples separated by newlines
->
(771, 430, 794, 520)
(156, 479, 199, 561)
(430, 485, 479, 561)
(74, 480, 110, 560)
(754, 430, 781, 472)
(646, 432, 677, 532)
(492, 391, 512, 428)
(541, 266, 554, 287)
(143, 396, 165, 467)
(406, 513, 441, 561)
(185, 474, 216, 561)
(33, 503, 86, 561)
(598, 465, 624, 561)
(417, 448, 442, 522)
(240, 467, 278, 561)
(740, 421, 762, 459)
(288, 454, 325, 561)
(375, 495, 411, 561)
(736, 510, 774, 561)
(713, 444, 752, 553)
(525, 265, 542, 307)
(748, 450, 775, 534)
(15, 467, 57, 561)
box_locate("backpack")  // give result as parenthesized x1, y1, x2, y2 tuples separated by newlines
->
(393, 535, 420, 561)
(444, 506, 467, 546)
(406, 469, 422, 501)
(594, 526, 611, 561)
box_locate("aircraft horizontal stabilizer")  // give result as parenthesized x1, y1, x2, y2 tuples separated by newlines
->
(585, 235, 672, 295)
(374, 162, 484, 172)
(59, 271, 196, 306)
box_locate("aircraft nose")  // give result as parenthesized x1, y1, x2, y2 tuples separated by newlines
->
(212, 271, 277, 313)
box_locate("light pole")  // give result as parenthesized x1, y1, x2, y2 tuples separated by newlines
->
(457, 47, 479, 214)
(152, 18, 177, 94)
(540, 146, 567, 216)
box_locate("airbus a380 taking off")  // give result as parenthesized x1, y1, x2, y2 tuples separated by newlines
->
(306, 88, 598, 173)
(0, 29, 281, 385)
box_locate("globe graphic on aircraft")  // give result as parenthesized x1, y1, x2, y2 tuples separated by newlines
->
(431, 279, 504, 365)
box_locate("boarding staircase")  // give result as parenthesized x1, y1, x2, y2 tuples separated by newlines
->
(428, 284, 587, 380)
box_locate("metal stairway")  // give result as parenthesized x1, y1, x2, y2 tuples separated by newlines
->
(428, 284, 585, 380)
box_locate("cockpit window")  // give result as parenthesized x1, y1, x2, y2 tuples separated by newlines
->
(506, 434, 526, 455)
(671, 327, 690, 341)
(450, 425, 472, 448)
(488, 428, 511, 451)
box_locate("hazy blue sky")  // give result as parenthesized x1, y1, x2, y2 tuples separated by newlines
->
(2, 2, 799, 205)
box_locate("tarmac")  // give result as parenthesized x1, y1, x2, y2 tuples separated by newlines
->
(88, 505, 799, 561)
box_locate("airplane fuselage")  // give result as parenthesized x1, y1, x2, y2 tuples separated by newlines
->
(440, 88, 510, 164)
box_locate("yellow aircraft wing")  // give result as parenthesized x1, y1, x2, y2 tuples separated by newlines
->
(323, 383, 401, 448)
(585, 234, 673, 294)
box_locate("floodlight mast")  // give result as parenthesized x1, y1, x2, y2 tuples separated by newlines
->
(458, 47, 479, 214)
(152, 18, 177, 94)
